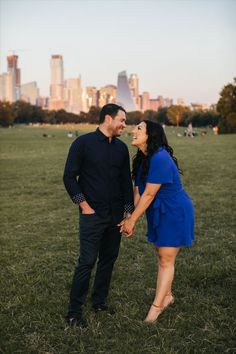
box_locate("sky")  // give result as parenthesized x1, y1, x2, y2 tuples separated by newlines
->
(0, 0, 235, 105)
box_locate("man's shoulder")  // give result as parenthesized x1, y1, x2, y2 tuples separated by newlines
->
(81, 130, 97, 139)
(73, 130, 97, 143)
(114, 137, 128, 149)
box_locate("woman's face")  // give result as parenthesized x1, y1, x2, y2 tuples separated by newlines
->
(131, 121, 148, 150)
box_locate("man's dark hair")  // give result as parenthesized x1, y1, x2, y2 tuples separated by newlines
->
(99, 104, 126, 124)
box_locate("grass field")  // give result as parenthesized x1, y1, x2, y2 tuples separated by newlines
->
(0, 125, 235, 354)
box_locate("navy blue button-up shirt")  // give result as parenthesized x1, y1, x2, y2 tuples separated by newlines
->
(63, 128, 134, 222)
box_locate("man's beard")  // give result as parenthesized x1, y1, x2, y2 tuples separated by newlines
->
(114, 127, 123, 136)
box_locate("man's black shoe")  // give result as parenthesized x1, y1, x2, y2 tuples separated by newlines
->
(66, 314, 88, 329)
(92, 304, 115, 315)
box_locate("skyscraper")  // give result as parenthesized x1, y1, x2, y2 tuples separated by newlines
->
(116, 71, 136, 112)
(157, 95, 165, 109)
(21, 81, 39, 105)
(177, 97, 187, 106)
(98, 85, 116, 107)
(0, 72, 14, 102)
(64, 77, 82, 114)
(7, 55, 21, 101)
(49, 55, 64, 110)
(164, 98, 173, 108)
(82, 86, 98, 112)
(149, 99, 159, 111)
(141, 92, 150, 112)
(129, 73, 139, 109)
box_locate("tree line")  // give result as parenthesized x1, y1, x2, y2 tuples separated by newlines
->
(0, 78, 235, 133)
(0, 101, 219, 127)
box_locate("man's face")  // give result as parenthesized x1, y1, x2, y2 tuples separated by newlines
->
(110, 110, 127, 137)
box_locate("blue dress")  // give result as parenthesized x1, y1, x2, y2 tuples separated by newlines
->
(135, 147, 194, 247)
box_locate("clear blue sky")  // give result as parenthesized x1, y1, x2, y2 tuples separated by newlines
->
(0, 0, 235, 105)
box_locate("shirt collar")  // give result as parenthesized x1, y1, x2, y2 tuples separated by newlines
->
(96, 127, 116, 143)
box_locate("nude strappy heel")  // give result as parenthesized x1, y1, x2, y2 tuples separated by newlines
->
(144, 303, 164, 323)
(164, 292, 175, 308)
(144, 293, 175, 323)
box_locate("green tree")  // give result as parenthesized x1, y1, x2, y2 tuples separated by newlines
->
(31, 105, 44, 123)
(143, 109, 158, 122)
(217, 78, 236, 133)
(156, 108, 169, 125)
(13, 100, 34, 124)
(0, 101, 15, 127)
(55, 109, 69, 124)
(87, 106, 100, 124)
(78, 111, 88, 122)
(226, 112, 236, 130)
(42, 110, 56, 124)
(186, 110, 219, 127)
(167, 105, 189, 126)
(127, 111, 143, 125)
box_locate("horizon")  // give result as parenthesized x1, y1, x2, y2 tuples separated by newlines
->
(0, 0, 235, 105)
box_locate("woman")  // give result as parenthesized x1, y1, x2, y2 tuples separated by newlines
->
(119, 120, 194, 323)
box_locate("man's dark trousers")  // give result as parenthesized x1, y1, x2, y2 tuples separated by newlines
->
(68, 213, 121, 316)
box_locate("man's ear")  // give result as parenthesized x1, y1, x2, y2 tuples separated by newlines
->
(104, 114, 112, 124)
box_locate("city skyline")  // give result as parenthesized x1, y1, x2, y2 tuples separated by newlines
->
(0, 53, 177, 113)
(0, 0, 235, 105)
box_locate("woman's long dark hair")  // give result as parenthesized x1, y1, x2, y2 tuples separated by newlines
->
(132, 120, 182, 182)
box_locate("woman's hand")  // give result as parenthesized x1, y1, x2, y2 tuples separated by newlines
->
(118, 217, 136, 237)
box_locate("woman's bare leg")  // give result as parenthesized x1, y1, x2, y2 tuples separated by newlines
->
(155, 247, 177, 308)
(144, 246, 180, 322)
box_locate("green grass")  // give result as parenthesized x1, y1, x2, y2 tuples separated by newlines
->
(0, 125, 235, 354)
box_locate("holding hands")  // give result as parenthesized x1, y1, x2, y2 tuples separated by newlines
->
(118, 215, 136, 237)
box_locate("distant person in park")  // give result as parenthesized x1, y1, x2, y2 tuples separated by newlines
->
(119, 120, 194, 323)
(185, 123, 194, 137)
(63, 104, 134, 328)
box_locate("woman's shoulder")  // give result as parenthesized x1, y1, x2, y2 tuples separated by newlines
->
(150, 148, 174, 172)
(152, 147, 170, 161)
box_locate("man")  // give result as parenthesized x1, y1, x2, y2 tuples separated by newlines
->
(63, 104, 134, 328)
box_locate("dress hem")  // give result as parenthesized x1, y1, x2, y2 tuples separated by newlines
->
(147, 239, 193, 247)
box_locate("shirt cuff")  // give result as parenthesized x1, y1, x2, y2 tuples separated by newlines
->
(124, 203, 135, 214)
(72, 193, 86, 204)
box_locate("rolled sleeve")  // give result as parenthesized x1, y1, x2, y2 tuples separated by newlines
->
(72, 193, 86, 204)
(121, 146, 134, 212)
(124, 203, 135, 214)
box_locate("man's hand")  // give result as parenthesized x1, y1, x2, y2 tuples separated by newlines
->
(80, 201, 95, 214)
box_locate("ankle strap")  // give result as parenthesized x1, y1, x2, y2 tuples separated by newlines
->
(152, 303, 163, 309)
